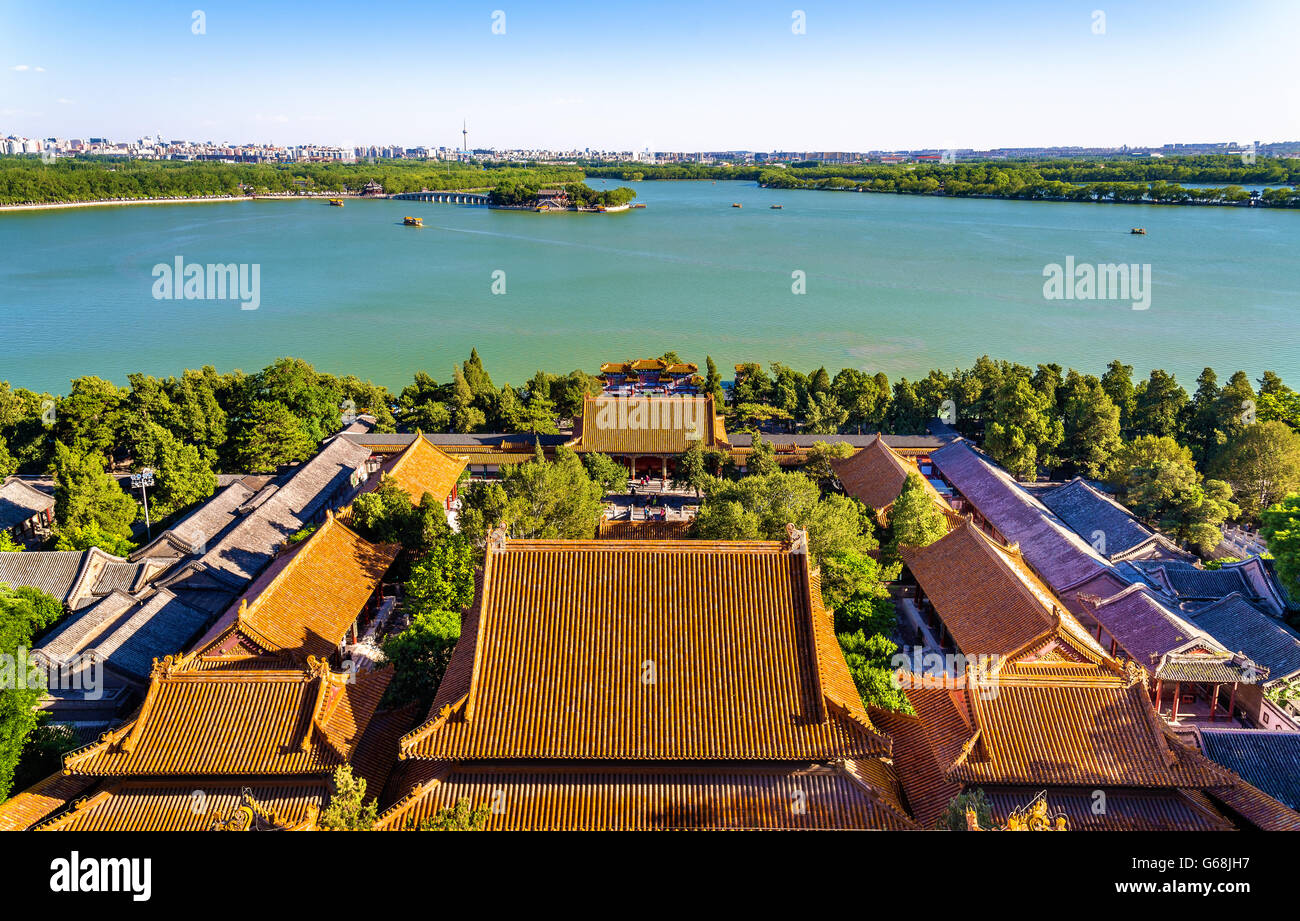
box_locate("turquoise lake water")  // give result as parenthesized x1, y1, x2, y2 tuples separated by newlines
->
(1, 180, 1297, 394)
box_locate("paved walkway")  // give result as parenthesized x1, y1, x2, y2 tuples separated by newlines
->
(895, 595, 945, 656)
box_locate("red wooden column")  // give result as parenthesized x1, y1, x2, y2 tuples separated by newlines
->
(1154, 679, 1163, 713)
(1227, 683, 1238, 722)
(1209, 683, 1220, 722)
(1171, 682, 1182, 723)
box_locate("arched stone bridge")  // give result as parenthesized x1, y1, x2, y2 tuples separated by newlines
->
(390, 190, 489, 205)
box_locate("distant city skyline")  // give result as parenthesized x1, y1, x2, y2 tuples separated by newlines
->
(2, 0, 1298, 151)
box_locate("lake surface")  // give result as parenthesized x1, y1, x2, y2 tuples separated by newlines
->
(1, 181, 1297, 395)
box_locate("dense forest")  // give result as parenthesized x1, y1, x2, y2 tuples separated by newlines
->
(0, 156, 584, 205)
(584, 154, 1300, 207)
(3, 350, 1299, 550)
(6, 153, 1297, 207)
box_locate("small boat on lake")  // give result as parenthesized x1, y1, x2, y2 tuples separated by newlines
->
(770, 204, 783, 210)
(328, 198, 344, 207)
(1130, 227, 1146, 234)
(732, 203, 742, 208)
(403, 216, 423, 227)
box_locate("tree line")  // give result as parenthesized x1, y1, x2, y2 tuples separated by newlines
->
(583, 154, 1300, 208)
(0, 156, 585, 205)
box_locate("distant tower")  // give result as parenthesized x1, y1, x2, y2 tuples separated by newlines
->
(462, 120, 468, 153)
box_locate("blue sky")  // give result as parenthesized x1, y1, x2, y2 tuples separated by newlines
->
(2, 0, 1296, 150)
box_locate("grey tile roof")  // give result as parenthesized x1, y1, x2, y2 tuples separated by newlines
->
(1187, 593, 1300, 682)
(89, 589, 210, 680)
(34, 587, 210, 683)
(0, 478, 54, 531)
(129, 481, 257, 561)
(194, 434, 373, 583)
(1083, 584, 1222, 667)
(34, 591, 138, 662)
(1200, 730, 1300, 811)
(344, 432, 572, 448)
(1039, 478, 1157, 558)
(91, 562, 148, 597)
(930, 440, 1109, 594)
(0, 550, 92, 603)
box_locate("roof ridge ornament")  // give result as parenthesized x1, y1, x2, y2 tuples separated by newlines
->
(488, 525, 509, 551)
(785, 524, 808, 555)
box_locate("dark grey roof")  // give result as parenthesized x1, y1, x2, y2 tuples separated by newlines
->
(1200, 730, 1300, 811)
(0, 478, 54, 531)
(1083, 584, 1224, 668)
(1132, 560, 1255, 600)
(1187, 593, 1300, 682)
(90, 589, 210, 680)
(1039, 478, 1156, 558)
(726, 433, 951, 449)
(129, 480, 257, 562)
(194, 434, 373, 583)
(34, 587, 209, 683)
(34, 590, 137, 661)
(91, 562, 148, 596)
(343, 432, 572, 448)
(930, 440, 1109, 594)
(0, 550, 95, 603)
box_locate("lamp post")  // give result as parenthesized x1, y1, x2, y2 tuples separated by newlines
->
(131, 468, 155, 540)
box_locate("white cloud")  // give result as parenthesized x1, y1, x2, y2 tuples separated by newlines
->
(11, 64, 29, 71)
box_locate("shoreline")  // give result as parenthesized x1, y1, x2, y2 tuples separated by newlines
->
(0, 194, 362, 213)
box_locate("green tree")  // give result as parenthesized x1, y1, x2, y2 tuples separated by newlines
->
(405, 535, 476, 616)
(131, 421, 217, 518)
(1132, 369, 1188, 440)
(672, 441, 717, 497)
(350, 479, 451, 554)
(1260, 494, 1300, 605)
(938, 789, 993, 831)
(1101, 360, 1136, 434)
(458, 446, 603, 540)
(0, 583, 63, 801)
(231, 401, 315, 471)
(245, 357, 344, 445)
(318, 765, 377, 831)
(1212, 421, 1300, 520)
(1110, 434, 1196, 482)
(887, 473, 948, 560)
(1059, 373, 1122, 479)
(11, 719, 77, 795)
(1183, 368, 1223, 463)
(55, 376, 125, 459)
(802, 441, 853, 493)
(837, 630, 911, 712)
(1121, 459, 1238, 553)
(53, 520, 136, 556)
(983, 374, 1064, 478)
(703, 356, 726, 405)
(804, 392, 848, 434)
(414, 797, 491, 831)
(397, 372, 452, 432)
(381, 608, 462, 708)
(583, 452, 628, 494)
(50, 441, 136, 537)
(745, 433, 780, 476)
